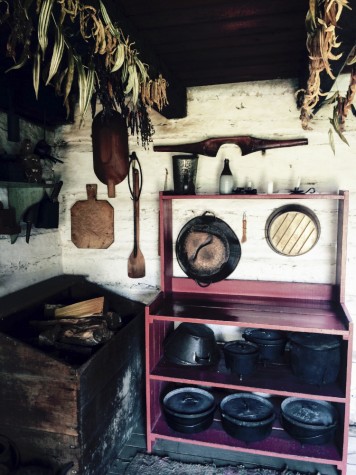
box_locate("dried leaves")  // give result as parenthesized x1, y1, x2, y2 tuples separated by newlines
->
(3, 0, 168, 146)
(300, 0, 348, 128)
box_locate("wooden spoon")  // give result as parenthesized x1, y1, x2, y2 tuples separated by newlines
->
(128, 167, 145, 278)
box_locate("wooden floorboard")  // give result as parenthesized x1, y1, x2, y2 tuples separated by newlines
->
(108, 424, 356, 474)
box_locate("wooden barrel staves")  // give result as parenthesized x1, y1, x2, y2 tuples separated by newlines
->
(92, 109, 129, 198)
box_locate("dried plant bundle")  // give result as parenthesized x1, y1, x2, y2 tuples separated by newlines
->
(2, 0, 169, 147)
(300, 0, 352, 130)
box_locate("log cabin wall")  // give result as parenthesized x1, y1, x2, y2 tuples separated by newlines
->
(1, 76, 356, 430)
(0, 115, 63, 294)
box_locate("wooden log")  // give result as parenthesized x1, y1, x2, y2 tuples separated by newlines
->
(54, 297, 104, 318)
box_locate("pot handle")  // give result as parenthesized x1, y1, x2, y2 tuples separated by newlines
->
(195, 279, 211, 288)
(195, 353, 212, 363)
(202, 210, 215, 219)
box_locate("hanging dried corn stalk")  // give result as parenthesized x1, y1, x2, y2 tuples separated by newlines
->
(337, 56, 356, 128)
(299, 0, 351, 129)
(1, 0, 169, 148)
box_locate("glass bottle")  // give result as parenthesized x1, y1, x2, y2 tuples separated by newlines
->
(219, 158, 234, 194)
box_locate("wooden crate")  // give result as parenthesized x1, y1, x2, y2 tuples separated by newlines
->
(0, 275, 145, 475)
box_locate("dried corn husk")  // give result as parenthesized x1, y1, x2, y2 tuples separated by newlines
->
(33, 45, 41, 99)
(300, 0, 351, 129)
(38, 0, 55, 58)
(46, 22, 65, 85)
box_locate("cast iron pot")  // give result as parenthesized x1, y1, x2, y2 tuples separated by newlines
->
(242, 328, 287, 362)
(281, 397, 338, 445)
(164, 322, 220, 366)
(162, 387, 216, 434)
(288, 332, 341, 385)
(220, 393, 275, 442)
(223, 341, 259, 379)
(176, 212, 241, 286)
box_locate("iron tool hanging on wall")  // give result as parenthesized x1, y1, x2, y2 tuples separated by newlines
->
(128, 153, 145, 278)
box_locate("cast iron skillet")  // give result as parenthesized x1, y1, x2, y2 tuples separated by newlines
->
(176, 211, 241, 286)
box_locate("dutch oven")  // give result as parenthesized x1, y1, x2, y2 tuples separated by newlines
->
(163, 322, 220, 367)
(242, 328, 287, 362)
(220, 393, 275, 442)
(288, 332, 341, 385)
(223, 341, 259, 380)
(176, 212, 241, 286)
(281, 397, 338, 445)
(162, 387, 216, 433)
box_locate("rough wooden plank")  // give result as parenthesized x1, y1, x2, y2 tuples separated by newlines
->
(0, 424, 80, 473)
(0, 275, 86, 318)
(79, 313, 145, 475)
(0, 374, 78, 435)
(79, 313, 144, 407)
(0, 333, 75, 377)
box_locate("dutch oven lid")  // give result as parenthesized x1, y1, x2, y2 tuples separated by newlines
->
(176, 212, 241, 285)
(176, 322, 215, 339)
(223, 341, 259, 355)
(288, 332, 341, 350)
(163, 322, 219, 367)
(163, 387, 215, 415)
(243, 328, 286, 341)
(281, 397, 337, 427)
(220, 393, 274, 422)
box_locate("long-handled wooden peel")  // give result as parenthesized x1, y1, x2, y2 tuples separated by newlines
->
(128, 164, 145, 278)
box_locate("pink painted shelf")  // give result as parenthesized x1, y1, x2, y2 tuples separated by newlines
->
(151, 353, 346, 402)
(146, 191, 352, 475)
(149, 292, 351, 336)
(151, 416, 342, 465)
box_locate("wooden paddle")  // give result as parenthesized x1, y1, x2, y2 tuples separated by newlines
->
(128, 165, 145, 278)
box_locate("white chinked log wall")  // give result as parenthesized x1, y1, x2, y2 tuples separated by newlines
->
(1, 76, 356, 430)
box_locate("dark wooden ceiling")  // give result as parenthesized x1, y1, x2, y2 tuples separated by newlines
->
(0, 0, 355, 126)
(107, 0, 356, 119)
(113, 0, 309, 87)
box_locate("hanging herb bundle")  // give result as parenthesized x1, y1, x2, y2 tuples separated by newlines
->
(299, 0, 355, 147)
(1, 0, 168, 148)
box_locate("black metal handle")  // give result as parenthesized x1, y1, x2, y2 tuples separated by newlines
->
(128, 152, 143, 201)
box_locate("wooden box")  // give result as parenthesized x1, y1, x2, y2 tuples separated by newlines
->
(0, 275, 145, 475)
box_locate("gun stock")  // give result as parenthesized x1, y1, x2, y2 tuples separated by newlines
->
(153, 136, 308, 157)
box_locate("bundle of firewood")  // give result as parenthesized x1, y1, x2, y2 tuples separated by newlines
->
(30, 297, 123, 351)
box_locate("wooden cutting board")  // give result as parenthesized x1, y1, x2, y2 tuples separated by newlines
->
(71, 184, 114, 249)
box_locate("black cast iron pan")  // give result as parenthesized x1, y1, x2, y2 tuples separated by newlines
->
(176, 211, 241, 286)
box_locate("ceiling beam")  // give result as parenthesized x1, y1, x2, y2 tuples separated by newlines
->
(105, 0, 187, 119)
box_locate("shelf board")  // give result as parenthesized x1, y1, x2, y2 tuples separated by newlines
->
(151, 415, 342, 466)
(148, 293, 350, 336)
(160, 192, 345, 201)
(150, 355, 346, 402)
(0, 181, 54, 189)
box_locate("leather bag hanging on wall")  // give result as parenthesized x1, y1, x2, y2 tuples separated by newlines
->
(92, 110, 129, 198)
